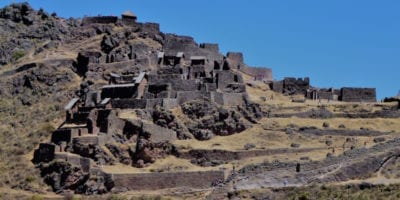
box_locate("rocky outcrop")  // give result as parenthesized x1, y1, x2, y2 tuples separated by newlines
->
(181, 100, 246, 140)
(70, 142, 115, 165)
(101, 34, 120, 54)
(39, 160, 90, 193)
(152, 106, 192, 139)
(0, 3, 74, 65)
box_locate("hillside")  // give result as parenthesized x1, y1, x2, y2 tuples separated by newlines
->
(0, 3, 400, 200)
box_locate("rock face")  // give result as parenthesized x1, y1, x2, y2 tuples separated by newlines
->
(0, 3, 74, 65)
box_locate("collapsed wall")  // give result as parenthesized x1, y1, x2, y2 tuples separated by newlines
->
(226, 52, 273, 81)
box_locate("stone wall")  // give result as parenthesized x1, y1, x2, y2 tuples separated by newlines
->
(51, 129, 75, 145)
(226, 52, 243, 64)
(340, 87, 376, 102)
(210, 92, 244, 106)
(189, 66, 206, 79)
(163, 34, 198, 55)
(271, 77, 309, 95)
(306, 88, 338, 100)
(163, 34, 223, 65)
(170, 79, 198, 91)
(101, 84, 138, 99)
(88, 60, 141, 73)
(222, 83, 246, 93)
(283, 77, 310, 95)
(140, 22, 160, 36)
(162, 98, 178, 110)
(222, 93, 245, 106)
(82, 16, 118, 26)
(110, 99, 147, 109)
(176, 91, 210, 105)
(240, 66, 273, 81)
(211, 92, 224, 105)
(205, 83, 217, 92)
(146, 98, 163, 109)
(271, 80, 283, 93)
(147, 74, 183, 84)
(72, 135, 106, 146)
(110, 170, 226, 191)
(216, 71, 242, 90)
(200, 43, 219, 53)
(121, 18, 136, 26)
(68, 112, 90, 124)
(33, 143, 55, 163)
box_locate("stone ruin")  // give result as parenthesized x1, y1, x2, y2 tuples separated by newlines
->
(271, 77, 377, 102)
(32, 11, 267, 194)
(81, 10, 137, 27)
(271, 77, 310, 96)
(226, 52, 273, 82)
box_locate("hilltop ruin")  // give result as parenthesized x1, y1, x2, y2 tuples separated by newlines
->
(3, 3, 400, 199)
(32, 11, 268, 194)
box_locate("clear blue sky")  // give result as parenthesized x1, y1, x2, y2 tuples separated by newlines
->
(2, 0, 399, 99)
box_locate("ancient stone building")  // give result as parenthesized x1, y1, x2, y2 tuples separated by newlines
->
(340, 87, 376, 102)
(226, 51, 272, 82)
(271, 77, 310, 95)
(307, 88, 340, 101)
(272, 77, 377, 102)
(33, 10, 268, 194)
(121, 10, 137, 25)
(200, 43, 219, 53)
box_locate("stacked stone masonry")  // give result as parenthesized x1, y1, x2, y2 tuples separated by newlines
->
(33, 11, 272, 193)
(271, 77, 377, 102)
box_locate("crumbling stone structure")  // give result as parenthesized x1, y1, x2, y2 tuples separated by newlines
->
(32, 9, 270, 194)
(340, 87, 376, 102)
(121, 10, 137, 26)
(271, 77, 310, 95)
(307, 87, 376, 102)
(307, 88, 340, 101)
(226, 51, 273, 81)
(200, 43, 219, 53)
(81, 16, 118, 26)
(271, 77, 377, 102)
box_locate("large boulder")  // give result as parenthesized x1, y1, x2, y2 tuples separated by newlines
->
(101, 34, 121, 53)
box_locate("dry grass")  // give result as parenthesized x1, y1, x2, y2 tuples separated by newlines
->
(246, 81, 396, 116)
(119, 109, 140, 120)
(266, 117, 400, 133)
(173, 125, 290, 151)
(102, 156, 221, 174)
(173, 114, 400, 152)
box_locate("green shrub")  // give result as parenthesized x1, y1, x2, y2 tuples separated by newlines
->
(39, 122, 56, 134)
(298, 192, 309, 200)
(30, 194, 44, 200)
(131, 195, 165, 200)
(108, 194, 128, 200)
(11, 50, 26, 61)
(25, 176, 35, 183)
